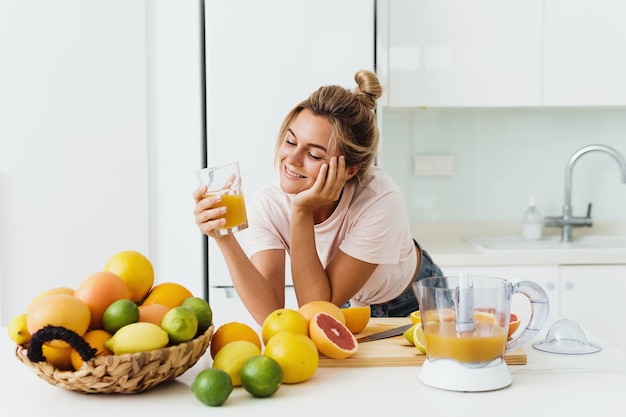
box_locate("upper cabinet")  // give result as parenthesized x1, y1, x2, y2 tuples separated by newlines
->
(379, 0, 626, 107)
(543, 0, 626, 106)
(378, 0, 543, 107)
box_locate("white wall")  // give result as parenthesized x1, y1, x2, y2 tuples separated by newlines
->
(381, 107, 626, 225)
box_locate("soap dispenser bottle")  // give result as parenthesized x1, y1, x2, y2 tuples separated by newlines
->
(523, 196, 543, 241)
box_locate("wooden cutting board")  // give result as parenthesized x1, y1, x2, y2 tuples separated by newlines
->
(319, 317, 527, 368)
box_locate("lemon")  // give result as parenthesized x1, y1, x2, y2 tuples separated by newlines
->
(8, 313, 31, 345)
(212, 340, 262, 387)
(160, 306, 198, 343)
(240, 355, 283, 398)
(403, 323, 418, 345)
(102, 299, 140, 334)
(192, 368, 233, 407)
(181, 297, 213, 335)
(104, 250, 154, 302)
(104, 322, 169, 355)
(413, 323, 427, 354)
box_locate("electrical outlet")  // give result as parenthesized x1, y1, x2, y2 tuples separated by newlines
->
(413, 155, 454, 176)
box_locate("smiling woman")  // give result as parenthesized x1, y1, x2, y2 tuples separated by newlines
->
(193, 70, 443, 326)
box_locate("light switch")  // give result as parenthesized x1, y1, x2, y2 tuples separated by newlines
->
(413, 155, 455, 176)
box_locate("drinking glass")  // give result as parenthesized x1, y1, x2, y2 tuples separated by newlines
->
(196, 162, 248, 234)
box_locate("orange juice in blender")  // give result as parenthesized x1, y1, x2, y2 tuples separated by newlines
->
(423, 321, 507, 363)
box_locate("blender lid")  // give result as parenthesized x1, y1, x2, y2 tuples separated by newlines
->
(532, 318, 601, 354)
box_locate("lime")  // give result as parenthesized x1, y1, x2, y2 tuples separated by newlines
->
(181, 296, 213, 335)
(413, 323, 427, 354)
(160, 306, 198, 343)
(191, 368, 233, 407)
(213, 340, 262, 386)
(102, 299, 139, 334)
(240, 355, 283, 398)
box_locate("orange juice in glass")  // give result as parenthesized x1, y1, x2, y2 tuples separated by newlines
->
(196, 162, 248, 234)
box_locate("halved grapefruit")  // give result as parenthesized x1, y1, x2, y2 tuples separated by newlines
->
(309, 312, 358, 359)
(508, 313, 521, 337)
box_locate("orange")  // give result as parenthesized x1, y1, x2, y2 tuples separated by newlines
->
(298, 301, 346, 325)
(103, 250, 154, 302)
(28, 286, 74, 310)
(138, 303, 170, 326)
(264, 331, 319, 384)
(26, 294, 91, 348)
(210, 322, 262, 359)
(41, 344, 74, 371)
(508, 313, 521, 337)
(70, 329, 113, 371)
(309, 312, 358, 359)
(261, 308, 309, 345)
(341, 306, 371, 334)
(142, 282, 194, 309)
(74, 271, 131, 330)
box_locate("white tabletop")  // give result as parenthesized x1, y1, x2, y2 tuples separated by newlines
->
(2, 328, 626, 417)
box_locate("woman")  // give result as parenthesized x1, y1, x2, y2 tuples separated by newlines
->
(193, 70, 442, 325)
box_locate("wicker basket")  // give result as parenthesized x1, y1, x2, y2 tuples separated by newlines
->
(14, 324, 214, 394)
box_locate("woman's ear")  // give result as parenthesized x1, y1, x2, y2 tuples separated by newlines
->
(346, 164, 361, 180)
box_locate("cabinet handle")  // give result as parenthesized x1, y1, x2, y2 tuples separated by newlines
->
(545, 281, 556, 291)
(564, 281, 574, 290)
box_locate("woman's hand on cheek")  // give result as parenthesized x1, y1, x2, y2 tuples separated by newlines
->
(293, 156, 350, 210)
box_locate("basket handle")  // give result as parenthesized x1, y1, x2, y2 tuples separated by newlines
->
(27, 325, 97, 363)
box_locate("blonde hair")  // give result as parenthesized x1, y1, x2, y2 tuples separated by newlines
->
(274, 70, 383, 184)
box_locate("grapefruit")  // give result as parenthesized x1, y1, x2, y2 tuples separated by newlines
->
(308, 312, 358, 359)
(74, 271, 131, 330)
(264, 331, 318, 384)
(298, 301, 346, 325)
(508, 313, 521, 337)
(26, 294, 91, 348)
(138, 303, 170, 326)
(261, 308, 309, 345)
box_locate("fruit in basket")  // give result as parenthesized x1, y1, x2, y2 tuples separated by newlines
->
(192, 368, 233, 407)
(210, 322, 262, 359)
(42, 344, 74, 371)
(104, 250, 154, 302)
(104, 322, 169, 355)
(309, 312, 358, 359)
(298, 300, 346, 325)
(8, 313, 31, 345)
(138, 303, 170, 325)
(102, 299, 140, 334)
(28, 287, 74, 309)
(142, 282, 194, 309)
(212, 340, 262, 386)
(264, 331, 319, 383)
(181, 296, 213, 335)
(160, 306, 198, 343)
(26, 294, 91, 348)
(240, 355, 283, 398)
(261, 308, 309, 345)
(74, 271, 130, 330)
(70, 329, 113, 371)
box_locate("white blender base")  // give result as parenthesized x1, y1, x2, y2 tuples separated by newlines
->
(420, 358, 512, 392)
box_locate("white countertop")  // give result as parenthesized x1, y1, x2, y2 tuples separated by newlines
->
(412, 221, 626, 267)
(2, 327, 626, 417)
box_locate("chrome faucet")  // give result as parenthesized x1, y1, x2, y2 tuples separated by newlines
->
(545, 144, 626, 242)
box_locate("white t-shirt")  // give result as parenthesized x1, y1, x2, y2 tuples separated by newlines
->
(244, 166, 417, 306)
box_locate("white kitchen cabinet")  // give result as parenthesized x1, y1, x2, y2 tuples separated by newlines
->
(543, 0, 626, 106)
(378, 0, 543, 107)
(0, 1, 151, 325)
(204, 0, 374, 320)
(559, 265, 626, 351)
(439, 266, 561, 334)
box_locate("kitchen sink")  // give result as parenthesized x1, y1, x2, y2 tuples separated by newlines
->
(465, 235, 626, 252)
